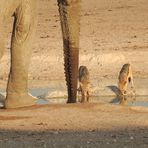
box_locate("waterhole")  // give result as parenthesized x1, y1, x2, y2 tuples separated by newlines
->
(0, 88, 148, 108)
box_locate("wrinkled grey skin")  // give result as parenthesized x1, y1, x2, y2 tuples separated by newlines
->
(0, 0, 80, 108)
(0, 0, 37, 108)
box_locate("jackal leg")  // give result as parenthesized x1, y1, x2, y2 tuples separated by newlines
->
(129, 75, 134, 89)
(118, 81, 128, 104)
(86, 91, 89, 102)
(58, 0, 81, 103)
(81, 92, 85, 103)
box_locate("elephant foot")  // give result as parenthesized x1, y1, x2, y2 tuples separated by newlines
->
(4, 93, 37, 109)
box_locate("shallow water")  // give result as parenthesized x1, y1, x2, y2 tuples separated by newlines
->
(35, 94, 148, 108)
(128, 101, 148, 107)
(0, 88, 148, 108)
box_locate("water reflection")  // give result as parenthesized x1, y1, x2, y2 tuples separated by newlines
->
(36, 99, 49, 105)
(128, 101, 148, 107)
(0, 87, 147, 107)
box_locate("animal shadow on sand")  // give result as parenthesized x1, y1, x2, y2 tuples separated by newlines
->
(107, 85, 120, 103)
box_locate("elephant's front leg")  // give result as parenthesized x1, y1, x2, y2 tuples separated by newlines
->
(58, 0, 81, 103)
(5, 0, 37, 109)
(0, 23, 5, 60)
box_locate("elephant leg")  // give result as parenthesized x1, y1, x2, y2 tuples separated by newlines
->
(5, 0, 37, 109)
(0, 5, 7, 60)
(0, 21, 5, 60)
(57, 0, 81, 103)
(0, 0, 18, 61)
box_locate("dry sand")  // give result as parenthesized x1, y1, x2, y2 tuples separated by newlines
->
(0, 0, 148, 147)
(0, 103, 148, 147)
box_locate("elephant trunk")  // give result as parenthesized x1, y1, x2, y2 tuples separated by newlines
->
(58, 0, 81, 103)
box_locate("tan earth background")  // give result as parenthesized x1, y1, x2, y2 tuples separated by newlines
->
(0, 0, 148, 147)
(0, 0, 148, 97)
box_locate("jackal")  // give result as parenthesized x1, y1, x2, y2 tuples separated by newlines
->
(78, 66, 90, 103)
(118, 63, 135, 104)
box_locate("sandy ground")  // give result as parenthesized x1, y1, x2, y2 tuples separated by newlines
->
(0, 0, 148, 147)
(0, 103, 148, 148)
